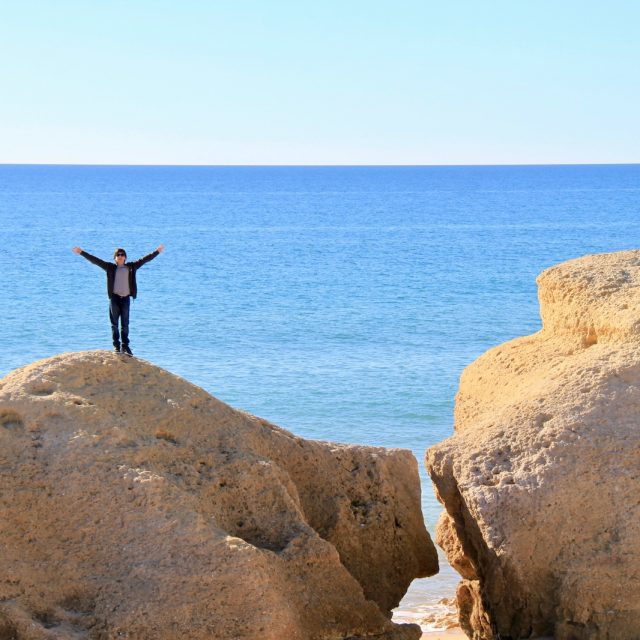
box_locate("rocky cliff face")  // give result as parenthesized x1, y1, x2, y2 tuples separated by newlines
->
(0, 351, 437, 640)
(426, 250, 640, 639)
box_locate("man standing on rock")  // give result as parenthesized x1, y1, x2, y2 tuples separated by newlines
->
(72, 244, 165, 356)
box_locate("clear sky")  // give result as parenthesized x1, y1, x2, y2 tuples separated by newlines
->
(1, 1, 638, 165)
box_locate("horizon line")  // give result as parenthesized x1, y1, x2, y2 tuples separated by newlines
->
(1, 162, 639, 168)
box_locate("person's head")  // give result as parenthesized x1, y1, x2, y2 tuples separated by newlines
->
(114, 248, 127, 264)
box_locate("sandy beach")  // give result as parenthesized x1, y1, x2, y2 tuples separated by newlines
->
(422, 630, 465, 639)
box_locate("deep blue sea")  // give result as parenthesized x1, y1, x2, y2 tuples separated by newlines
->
(1, 164, 639, 628)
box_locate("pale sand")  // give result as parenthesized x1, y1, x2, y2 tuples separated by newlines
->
(421, 630, 466, 639)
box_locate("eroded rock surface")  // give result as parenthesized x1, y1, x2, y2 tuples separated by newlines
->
(426, 250, 640, 639)
(0, 351, 437, 640)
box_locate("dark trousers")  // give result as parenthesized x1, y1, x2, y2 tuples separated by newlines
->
(109, 295, 130, 347)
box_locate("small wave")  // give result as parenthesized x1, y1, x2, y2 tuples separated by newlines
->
(393, 597, 458, 633)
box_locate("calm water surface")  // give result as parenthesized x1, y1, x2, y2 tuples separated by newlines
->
(1, 164, 639, 628)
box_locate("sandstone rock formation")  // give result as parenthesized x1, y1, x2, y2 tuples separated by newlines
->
(0, 351, 438, 640)
(426, 250, 640, 639)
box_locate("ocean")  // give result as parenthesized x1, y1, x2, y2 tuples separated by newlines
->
(1, 164, 639, 630)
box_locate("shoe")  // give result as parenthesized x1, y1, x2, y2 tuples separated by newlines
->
(114, 345, 121, 353)
(122, 345, 133, 356)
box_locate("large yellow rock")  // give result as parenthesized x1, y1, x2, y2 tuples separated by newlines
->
(427, 250, 640, 639)
(0, 351, 437, 640)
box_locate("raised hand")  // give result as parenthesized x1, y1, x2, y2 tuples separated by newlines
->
(72, 246, 82, 254)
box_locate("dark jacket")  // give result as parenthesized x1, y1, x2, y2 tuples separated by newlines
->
(80, 250, 160, 299)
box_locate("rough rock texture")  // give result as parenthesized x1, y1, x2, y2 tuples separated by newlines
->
(0, 351, 438, 640)
(426, 250, 640, 640)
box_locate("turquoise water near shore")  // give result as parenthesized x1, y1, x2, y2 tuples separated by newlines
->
(1, 164, 639, 627)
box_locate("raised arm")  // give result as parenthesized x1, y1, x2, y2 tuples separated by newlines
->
(129, 244, 165, 269)
(72, 247, 111, 270)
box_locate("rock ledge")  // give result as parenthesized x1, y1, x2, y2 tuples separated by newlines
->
(427, 250, 640, 639)
(0, 351, 437, 640)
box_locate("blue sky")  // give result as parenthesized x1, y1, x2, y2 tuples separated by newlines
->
(1, 1, 638, 165)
